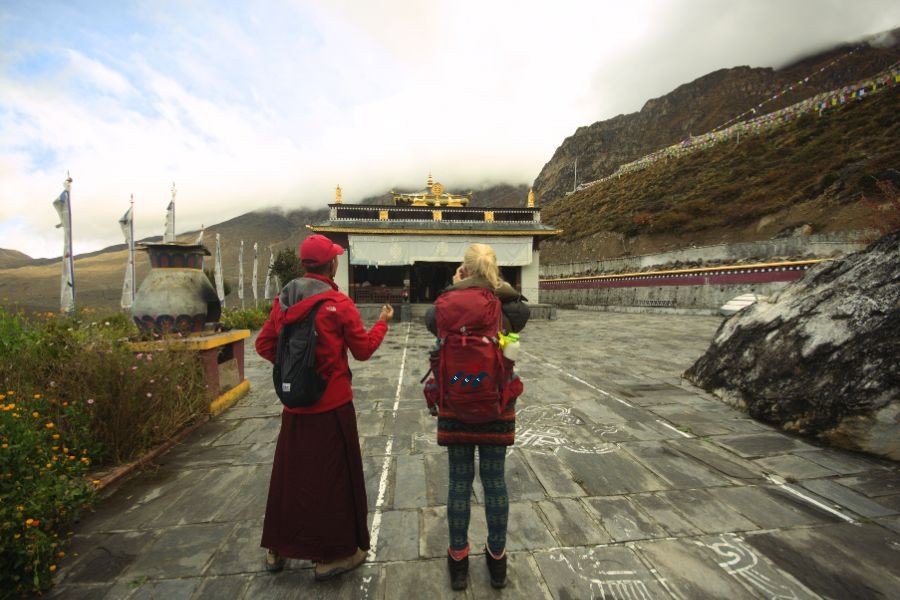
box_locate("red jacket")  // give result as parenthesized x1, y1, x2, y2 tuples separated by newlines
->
(256, 273, 388, 414)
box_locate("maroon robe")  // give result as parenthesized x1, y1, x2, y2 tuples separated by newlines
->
(261, 402, 369, 561)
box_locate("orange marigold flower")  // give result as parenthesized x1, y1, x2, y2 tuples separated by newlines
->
(62, 402, 68, 407)
(32, 411, 40, 418)
(49, 565, 56, 572)
(52, 434, 60, 440)
(92, 479, 101, 486)
(58, 551, 65, 557)
(7, 390, 15, 395)
(17, 505, 24, 511)
(33, 393, 41, 399)
(68, 455, 75, 460)
(25, 518, 34, 526)
(1, 443, 7, 449)
(46, 422, 55, 429)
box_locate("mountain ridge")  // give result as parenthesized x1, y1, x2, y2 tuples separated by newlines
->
(533, 30, 900, 204)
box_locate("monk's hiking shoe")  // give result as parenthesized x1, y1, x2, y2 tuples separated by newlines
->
(314, 548, 366, 581)
(485, 547, 507, 588)
(265, 550, 285, 573)
(447, 553, 469, 591)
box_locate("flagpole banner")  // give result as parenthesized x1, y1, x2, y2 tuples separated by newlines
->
(264, 249, 274, 300)
(214, 233, 225, 303)
(119, 202, 135, 309)
(52, 177, 75, 314)
(252, 242, 259, 308)
(164, 183, 176, 242)
(238, 240, 245, 309)
(164, 201, 175, 242)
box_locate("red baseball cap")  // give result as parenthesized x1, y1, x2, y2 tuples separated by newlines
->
(300, 234, 344, 266)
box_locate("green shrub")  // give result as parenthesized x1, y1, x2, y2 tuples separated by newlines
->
(0, 388, 96, 597)
(0, 308, 210, 597)
(221, 307, 269, 330)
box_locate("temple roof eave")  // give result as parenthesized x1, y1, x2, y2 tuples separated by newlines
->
(306, 224, 562, 237)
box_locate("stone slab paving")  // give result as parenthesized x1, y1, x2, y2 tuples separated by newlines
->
(49, 310, 900, 599)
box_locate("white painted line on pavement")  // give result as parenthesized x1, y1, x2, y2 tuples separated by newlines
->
(656, 419, 693, 438)
(522, 350, 635, 408)
(766, 475, 857, 524)
(368, 323, 411, 562)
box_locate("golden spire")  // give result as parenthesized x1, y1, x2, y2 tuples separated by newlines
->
(427, 172, 434, 188)
(527, 188, 535, 208)
(335, 185, 343, 204)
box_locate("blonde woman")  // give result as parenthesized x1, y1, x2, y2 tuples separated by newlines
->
(424, 243, 529, 590)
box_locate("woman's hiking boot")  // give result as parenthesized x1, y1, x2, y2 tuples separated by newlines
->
(485, 547, 507, 589)
(447, 552, 469, 590)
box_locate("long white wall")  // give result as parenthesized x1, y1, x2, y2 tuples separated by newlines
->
(541, 232, 869, 278)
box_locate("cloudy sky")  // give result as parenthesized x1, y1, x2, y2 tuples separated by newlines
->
(1, 0, 898, 258)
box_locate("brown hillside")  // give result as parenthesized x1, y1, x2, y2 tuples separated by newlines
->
(0, 248, 34, 270)
(533, 32, 900, 205)
(0, 207, 328, 314)
(540, 85, 899, 263)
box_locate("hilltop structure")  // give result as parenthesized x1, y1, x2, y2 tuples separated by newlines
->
(307, 174, 560, 304)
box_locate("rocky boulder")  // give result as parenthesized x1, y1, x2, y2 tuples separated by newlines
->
(685, 230, 899, 460)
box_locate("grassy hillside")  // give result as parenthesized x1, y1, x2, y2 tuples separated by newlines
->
(541, 86, 898, 262)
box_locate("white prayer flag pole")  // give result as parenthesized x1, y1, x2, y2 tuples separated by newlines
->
(119, 195, 136, 309)
(52, 173, 75, 314)
(252, 242, 259, 308)
(164, 182, 176, 242)
(238, 240, 245, 309)
(214, 233, 225, 304)
(264, 248, 274, 300)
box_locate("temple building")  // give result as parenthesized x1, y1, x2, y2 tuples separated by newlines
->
(307, 174, 560, 306)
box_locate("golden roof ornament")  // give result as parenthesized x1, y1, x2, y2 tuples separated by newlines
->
(527, 188, 535, 208)
(427, 172, 434, 187)
(431, 181, 444, 198)
(335, 185, 343, 204)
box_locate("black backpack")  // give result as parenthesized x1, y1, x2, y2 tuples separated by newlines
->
(273, 299, 328, 408)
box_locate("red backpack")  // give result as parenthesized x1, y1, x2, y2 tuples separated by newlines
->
(430, 287, 512, 424)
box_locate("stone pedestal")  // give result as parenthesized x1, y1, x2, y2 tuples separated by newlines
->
(128, 329, 251, 415)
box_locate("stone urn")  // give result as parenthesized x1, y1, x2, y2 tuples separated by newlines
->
(132, 242, 222, 334)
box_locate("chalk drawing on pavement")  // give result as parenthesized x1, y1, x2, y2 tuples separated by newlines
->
(549, 548, 656, 599)
(694, 534, 818, 600)
(517, 404, 618, 455)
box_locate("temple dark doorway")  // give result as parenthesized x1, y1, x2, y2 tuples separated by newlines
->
(410, 262, 456, 302)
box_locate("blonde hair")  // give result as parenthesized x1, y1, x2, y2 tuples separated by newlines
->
(462, 243, 501, 290)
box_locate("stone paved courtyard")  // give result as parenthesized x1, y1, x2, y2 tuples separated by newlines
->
(50, 310, 900, 599)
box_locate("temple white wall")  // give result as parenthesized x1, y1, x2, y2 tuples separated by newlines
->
(521, 249, 540, 301)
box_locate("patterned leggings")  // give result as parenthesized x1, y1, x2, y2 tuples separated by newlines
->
(447, 445, 508, 555)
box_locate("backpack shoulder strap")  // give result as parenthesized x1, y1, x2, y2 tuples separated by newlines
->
(275, 298, 329, 363)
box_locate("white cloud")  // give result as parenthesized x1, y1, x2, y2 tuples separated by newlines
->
(1, 0, 898, 258)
